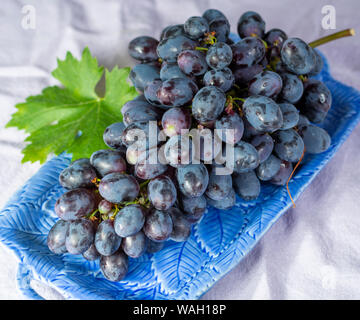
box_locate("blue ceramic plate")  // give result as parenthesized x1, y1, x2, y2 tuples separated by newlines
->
(1, 37, 360, 299)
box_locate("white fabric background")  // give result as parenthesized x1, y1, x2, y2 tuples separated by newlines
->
(0, 0, 359, 299)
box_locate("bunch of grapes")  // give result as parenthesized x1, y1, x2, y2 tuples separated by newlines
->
(47, 9, 336, 282)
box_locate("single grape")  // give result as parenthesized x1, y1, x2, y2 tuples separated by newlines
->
(123, 101, 162, 126)
(280, 38, 316, 75)
(162, 107, 191, 137)
(157, 77, 198, 107)
(192, 128, 222, 163)
(279, 103, 299, 130)
(98, 172, 139, 204)
(103, 122, 126, 150)
(121, 96, 150, 117)
(157, 35, 198, 62)
(144, 79, 165, 107)
(177, 50, 208, 76)
(256, 154, 282, 181)
(129, 63, 160, 92)
(98, 199, 113, 214)
(250, 133, 274, 163)
(160, 62, 189, 81)
(206, 42, 233, 70)
(270, 160, 293, 186)
(160, 24, 185, 40)
(248, 70, 283, 99)
(192, 86, 226, 123)
(206, 188, 235, 210)
(164, 134, 193, 168)
(121, 121, 158, 148)
(308, 49, 324, 76)
(59, 159, 97, 190)
(168, 207, 191, 242)
(232, 64, 263, 85)
(128, 36, 159, 62)
(143, 209, 173, 242)
(148, 175, 177, 210)
(202, 9, 227, 23)
(297, 114, 310, 127)
(279, 72, 304, 104)
(176, 163, 209, 198)
(95, 220, 122, 257)
(243, 95, 283, 132)
(55, 188, 96, 221)
(233, 170, 261, 200)
(203, 67, 234, 92)
(47, 220, 69, 254)
(273, 129, 305, 162)
(233, 141, 260, 173)
(264, 28, 287, 49)
(65, 219, 95, 255)
(146, 239, 165, 253)
(297, 124, 331, 154)
(208, 19, 230, 42)
(300, 79, 332, 123)
(231, 37, 266, 67)
(122, 231, 147, 258)
(237, 11, 265, 38)
(184, 16, 209, 40)
(90, 149, 126, 177)
(100, 250, 128, 282)
(179, 194, 207, 223)
(206, 170, 232, 201)
(135, 148, 168, 180)
(82, 244, 100, 261)
(114, 204, 146, 238)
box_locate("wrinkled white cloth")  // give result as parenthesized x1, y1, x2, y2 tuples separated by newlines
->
(0, 0, 359, 300)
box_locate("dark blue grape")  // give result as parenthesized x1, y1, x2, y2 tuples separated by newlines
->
(279, 103, 299, 130)
(232, 64, 263, 85)
(162, 107, 191, 137)
(192, 86, 226, 123)
(192, 128, 222, 163)
(206, 42, 233, 70)
(129, 63, 160, 92)
(146, 239, 165, 253)
(135, 148, 168, 180)
(128, 36, 159, 62)
(206, 169, 232, 200)
(206, 188, 235, 210)
(233, 171, 260, 201)
(65, 219, 95, 255)
(297, 124, 331, 154)
(270, 160, 293, 186)
(55, 188, 96, 221)
(215, 113, 244, 145)
(273, 129, 305, 162)
(297, 114, 310, 126)
(233, 141, 260, 173)
(123, 99, 163, 125)
(176, 163, 209, 198)
(243, 95, 283, 132)
(177, 50, 208, 76)
(98, 199, 113, 214)
(144, 79, 164, 106)
(281, 38, 316, 75)
(122, 231, 146, 258)
(256, 154, 281, 181)
(164, 134, 193, 168)
(264, 28, 287, 49)
(82, 244, 100, 261)
(184, 16, 209, 40)
(180, 194, 207, 223)
(114, 204, 145, 237)
(248, 70, 283, 98)
(237, 11, 265, 38)
(121, 121, 159, 148)
(308, 49, 324, 76)
(121, 96, 149, 117)
(100, 250, 128, 282)
(168, 207, 191, 242)
(279, 72, 304, 104)
(160, 24, 185, 40)
(202, 9, 227, 23)
(300, 79, 332, 123)
(203, 67, 234, 92)
(157, 35, 198, 62)
(148, 175, 177, 210)
(90, 149, 126, 177)
(208, 19, 230, 42)
(250, 133, 274, 163)
(243, 118, 264, 139)
(99, 173, 139, 204)
(103, 122, 126, 150)
(157, 77, 198, 107)
(47, 220, 69, 254)
(160, 62, 189, 81)
(231, 37, 266, 67)
(143, 209, 173, 242)
(95, 220, 122, 257)
(59, 159, 97, 190)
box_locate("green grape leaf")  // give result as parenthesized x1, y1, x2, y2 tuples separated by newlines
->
(6, 47, 138, 164)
